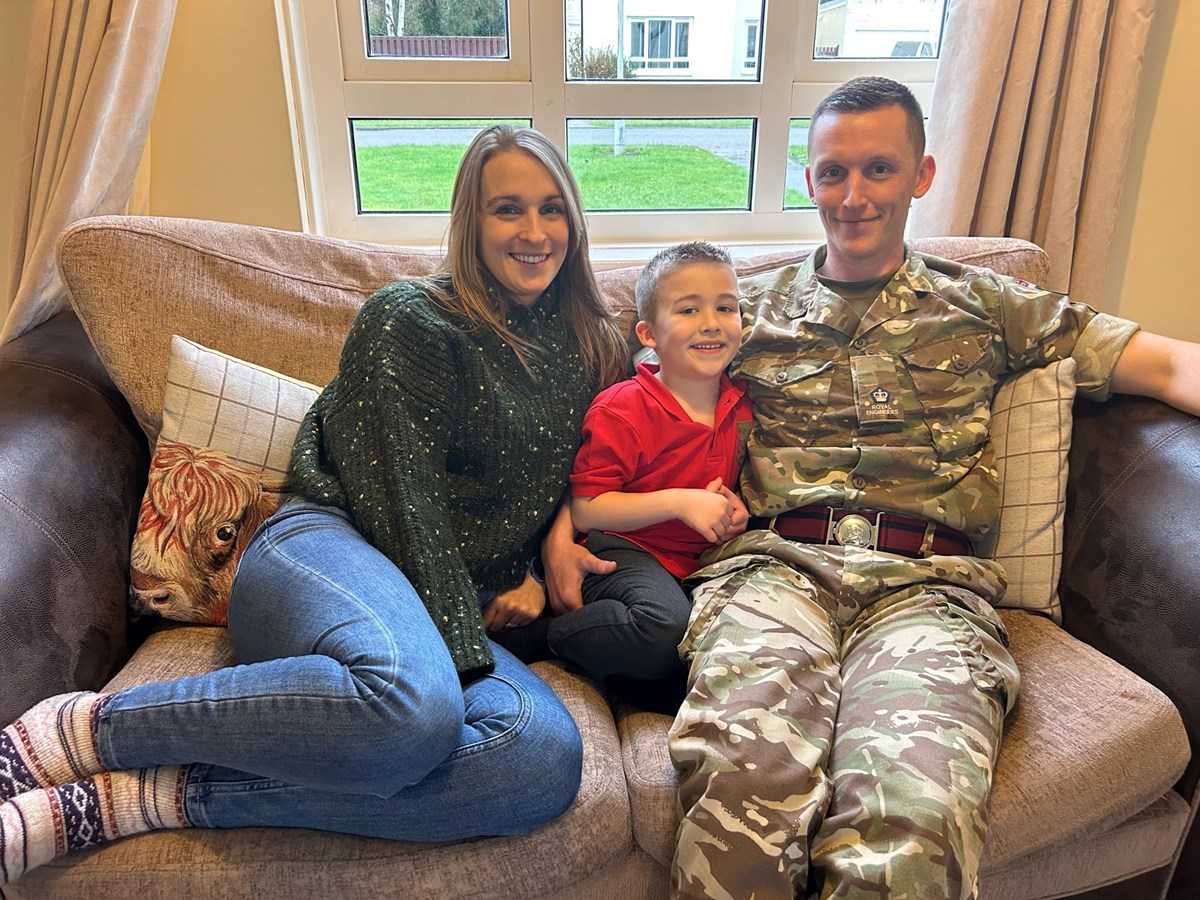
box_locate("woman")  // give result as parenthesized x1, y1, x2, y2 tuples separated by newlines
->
(0, 125, 626, 883)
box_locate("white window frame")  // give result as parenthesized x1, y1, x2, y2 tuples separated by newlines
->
(278, 0, 938, 257)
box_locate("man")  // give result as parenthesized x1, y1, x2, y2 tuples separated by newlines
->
(545, 76, 1200, 899)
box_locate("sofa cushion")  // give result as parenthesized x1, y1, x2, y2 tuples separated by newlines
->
(614, 609, 1190, 876)
(6, 630, 634, 900)
(128, 337, 321, 624)
(59, 215, 1049, 445)
(989, 358, 1075, 619)
(59, 215, 443, 442)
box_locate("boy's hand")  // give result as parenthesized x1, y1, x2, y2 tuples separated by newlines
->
(713, 480, 749, 540)
(679, 478, 741, 543)
(484, 570, 547, 631)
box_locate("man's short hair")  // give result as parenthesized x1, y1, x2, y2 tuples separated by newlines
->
(636, 241, 735, 322)
(810, 76, 926, 159)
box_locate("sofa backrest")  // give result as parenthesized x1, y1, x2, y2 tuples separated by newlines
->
(57, 215, 1049, 442)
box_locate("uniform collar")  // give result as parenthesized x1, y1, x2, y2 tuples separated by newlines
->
(787, 245, 936, 337)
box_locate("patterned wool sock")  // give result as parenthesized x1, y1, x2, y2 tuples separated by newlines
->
(0, 692, 110, 802)
(0, 767, 190, 885)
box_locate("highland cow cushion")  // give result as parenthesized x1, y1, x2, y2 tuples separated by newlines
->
(128, 336, 322, 625)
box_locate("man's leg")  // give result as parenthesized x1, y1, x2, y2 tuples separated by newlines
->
(668, 558, 841, 900)
(811, 586, 1015, 900)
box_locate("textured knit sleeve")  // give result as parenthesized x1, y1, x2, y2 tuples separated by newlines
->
(291, 283, 493, 678)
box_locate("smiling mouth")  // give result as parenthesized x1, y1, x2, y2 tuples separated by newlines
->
(691, 342, 727, 351)
(512, 252, 551, 264)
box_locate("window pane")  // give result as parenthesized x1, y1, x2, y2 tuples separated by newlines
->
(814, 0, 947, 59)
(567, 1, 763, 81)
(350, 118, 529, 213)
(567, 118, 755, 212)
(364, 0, 508, 59)
(785, 118, 814, 210)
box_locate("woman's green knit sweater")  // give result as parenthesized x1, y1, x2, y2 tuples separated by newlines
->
(289, 276, 595, 681)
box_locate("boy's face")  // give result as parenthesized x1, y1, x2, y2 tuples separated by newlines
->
(635, 261, 741, 386)
(805, 103, 936, 281)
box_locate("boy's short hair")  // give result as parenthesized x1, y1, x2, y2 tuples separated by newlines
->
(810, 75, 926, 159)
(635, 241, 735, 322)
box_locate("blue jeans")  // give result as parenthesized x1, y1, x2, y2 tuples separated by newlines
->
(94, 499, 583, 841)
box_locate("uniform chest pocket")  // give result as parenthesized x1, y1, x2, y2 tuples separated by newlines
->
(737, 356, 835, 424)
(899, 332, 998, 456)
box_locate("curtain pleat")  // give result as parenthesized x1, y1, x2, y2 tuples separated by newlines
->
(2, 0, 177, 345)
(910, 0, 1157, 301)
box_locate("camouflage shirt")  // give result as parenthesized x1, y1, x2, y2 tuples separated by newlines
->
(734, 246, 1139, 557)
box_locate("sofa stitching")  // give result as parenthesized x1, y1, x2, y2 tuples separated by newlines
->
(3, 358, 132, 422)
(0, 488, 89, 587)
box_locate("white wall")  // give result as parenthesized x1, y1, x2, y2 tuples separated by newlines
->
(1101, 0, 1200, 340)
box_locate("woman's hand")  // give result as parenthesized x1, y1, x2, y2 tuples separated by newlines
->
(483, 570, 547, 631)
(542, 503, 616, 616)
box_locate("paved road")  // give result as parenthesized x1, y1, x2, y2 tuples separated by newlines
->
(353, 123, 812, 192)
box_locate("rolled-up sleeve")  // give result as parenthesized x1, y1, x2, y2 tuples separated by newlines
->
(1070, 312, 1141, 401)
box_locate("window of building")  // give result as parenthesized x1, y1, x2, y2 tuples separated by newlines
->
(630, 18, 691, 71)
(744, 21, 760, 71)
(280, 0, 947, 254)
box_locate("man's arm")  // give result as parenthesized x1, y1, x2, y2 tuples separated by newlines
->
(1110, 331, 1200, 416)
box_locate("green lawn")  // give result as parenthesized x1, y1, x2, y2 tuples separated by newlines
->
(355, 142, 811, 211)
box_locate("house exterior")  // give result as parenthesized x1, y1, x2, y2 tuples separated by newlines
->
(566, 0, 945, 78)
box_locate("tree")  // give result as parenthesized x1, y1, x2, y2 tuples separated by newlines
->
(366, 0, 407, 36)
(566, 34, 641, 80)
(404, 0, 505, 37)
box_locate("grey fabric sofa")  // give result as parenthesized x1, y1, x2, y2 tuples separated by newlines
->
(0, 215, 1197, 899)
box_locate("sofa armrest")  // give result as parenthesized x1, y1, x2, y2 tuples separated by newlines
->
(1060, 393, 1200, 896)
(0, 311, 149, 724)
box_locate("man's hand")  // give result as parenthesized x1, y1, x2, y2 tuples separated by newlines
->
(483, 570, 546, 631)
(541, 503, 616, 616)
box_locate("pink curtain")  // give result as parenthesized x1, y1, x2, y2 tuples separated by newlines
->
(2, 0, 177, 344)
(910, 0, 1157, 299)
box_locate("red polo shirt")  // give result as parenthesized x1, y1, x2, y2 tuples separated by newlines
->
(570, 362, 751, 578)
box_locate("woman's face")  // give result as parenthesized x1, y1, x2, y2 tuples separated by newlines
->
(476, 149, 571, 308)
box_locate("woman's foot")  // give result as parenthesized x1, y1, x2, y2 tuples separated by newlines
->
(0, 692, 109, 802)
(1, 767, 190, 885)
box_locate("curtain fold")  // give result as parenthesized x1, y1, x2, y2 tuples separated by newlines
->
(910, 0, 1157, 302)
(2, 0, 177, 345)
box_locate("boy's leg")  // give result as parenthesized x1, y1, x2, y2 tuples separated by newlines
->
(549, 532, 691, 682)
(811, 586, 1015, 900)
(668, 557, 842, 900)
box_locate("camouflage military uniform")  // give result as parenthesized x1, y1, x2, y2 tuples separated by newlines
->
(669, 247, 1138, 900)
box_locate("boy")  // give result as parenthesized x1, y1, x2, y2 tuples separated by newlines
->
(509, 242, 751, 706)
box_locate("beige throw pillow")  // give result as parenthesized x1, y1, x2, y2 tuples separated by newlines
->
(129, 337, 323, 626)
(990, 358, 1077, 622)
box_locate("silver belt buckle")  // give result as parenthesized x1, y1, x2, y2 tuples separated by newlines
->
(826, 510, 878, 549)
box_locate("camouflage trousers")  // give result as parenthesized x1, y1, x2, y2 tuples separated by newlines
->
(668, 531, 1020, 900)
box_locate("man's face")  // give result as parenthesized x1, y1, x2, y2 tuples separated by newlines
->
(805, 104, 936, 281)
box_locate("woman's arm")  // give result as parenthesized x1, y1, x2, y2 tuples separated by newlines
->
(312, 289, 494, 673)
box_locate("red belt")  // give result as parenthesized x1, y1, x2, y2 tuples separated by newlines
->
(748, 507, 972, 558)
